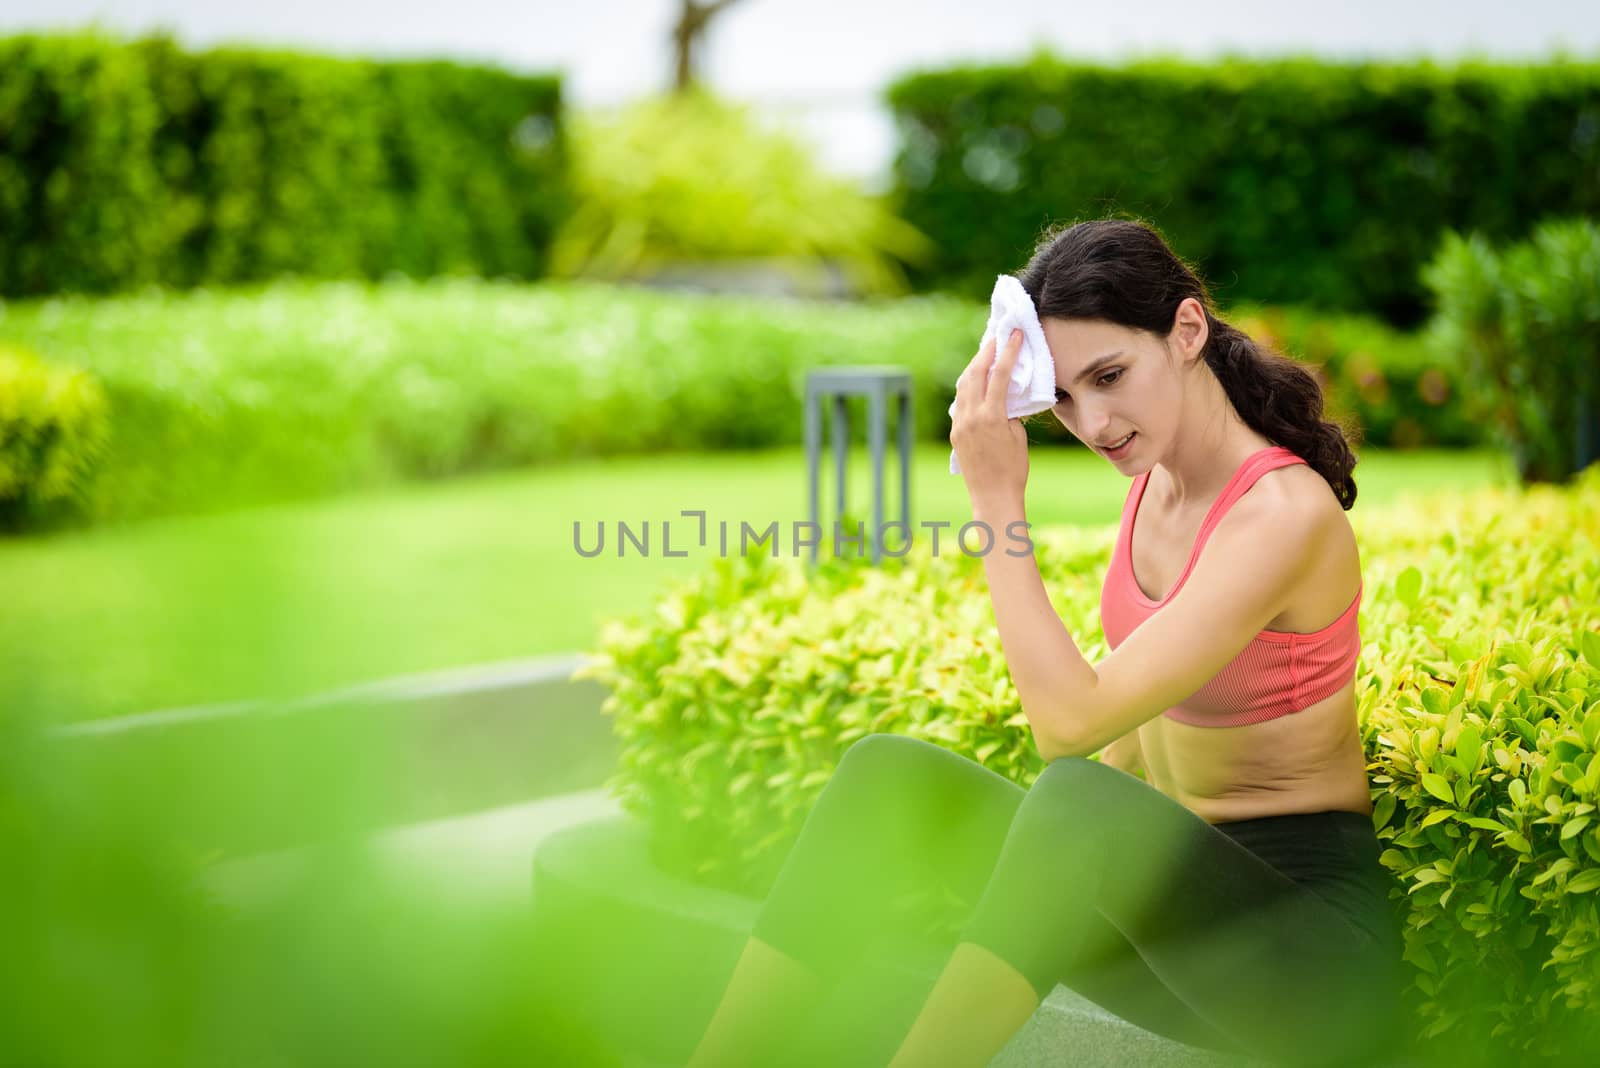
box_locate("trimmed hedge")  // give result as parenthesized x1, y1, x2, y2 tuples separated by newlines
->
(884, 54, 1600, 327)
(0, 277, 1487, 530)
(0, 29, 570, 297)
(577, 464, 1600, 1059)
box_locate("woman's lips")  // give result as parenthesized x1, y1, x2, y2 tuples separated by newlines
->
(1102, 432, 1136, 458)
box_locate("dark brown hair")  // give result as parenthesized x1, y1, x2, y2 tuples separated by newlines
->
(1016, 216, 1360, 510)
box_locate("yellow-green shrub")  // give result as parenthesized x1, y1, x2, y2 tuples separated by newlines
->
(1355, 472, 1600, 1052)
(579, 463, 1600, 1058)
(0, 342, 109, 529)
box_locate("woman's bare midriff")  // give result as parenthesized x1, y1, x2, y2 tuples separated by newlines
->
(1127, 456, 1374, 825)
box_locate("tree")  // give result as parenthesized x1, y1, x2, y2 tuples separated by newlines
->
(669, 0, 749, 93)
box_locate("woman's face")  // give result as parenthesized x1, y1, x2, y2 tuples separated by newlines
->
(1036, 303, 1209, 470)
(1040, 314, 1184, 470)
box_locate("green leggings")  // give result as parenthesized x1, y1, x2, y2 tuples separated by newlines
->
(749, 732, 1409, 1066)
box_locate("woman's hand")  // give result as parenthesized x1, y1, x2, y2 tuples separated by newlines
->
(950, 328, 1030, 511)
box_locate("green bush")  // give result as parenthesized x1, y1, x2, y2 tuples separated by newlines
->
(551, 85, 936, 299)
(578, 464, 1600, 1059)
(0, 29, 570, 298)
(885, 54, 1600, 327)
(0, 342, 109, 529)
(1421, 217, 1600, 485)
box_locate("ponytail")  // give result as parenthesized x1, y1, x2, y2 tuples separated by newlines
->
(1202, 312, 1360, 510)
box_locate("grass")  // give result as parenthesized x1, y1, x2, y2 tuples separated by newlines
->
(0, 443, 1515, 723)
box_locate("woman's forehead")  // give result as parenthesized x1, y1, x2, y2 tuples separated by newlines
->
(1042, 318, 1140, 370)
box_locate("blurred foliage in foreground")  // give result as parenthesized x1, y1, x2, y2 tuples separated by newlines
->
(1, 646, 618, 1066)
(0, 277, 1486, 532)
(581, 465, 1600, 1062)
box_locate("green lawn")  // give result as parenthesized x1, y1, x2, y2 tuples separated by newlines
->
(0, 444, 1514, 722)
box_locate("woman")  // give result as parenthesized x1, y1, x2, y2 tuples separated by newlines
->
(684, 218, 1410, 1068)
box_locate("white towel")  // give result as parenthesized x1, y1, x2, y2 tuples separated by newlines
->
(948, 274, 1058, 475)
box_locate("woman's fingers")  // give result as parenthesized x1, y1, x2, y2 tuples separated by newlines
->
(984, 329, 1023, 413)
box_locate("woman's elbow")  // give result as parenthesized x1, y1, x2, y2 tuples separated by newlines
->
(1032, 727, 1087, 764)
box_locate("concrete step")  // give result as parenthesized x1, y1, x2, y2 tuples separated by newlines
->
(51, 652, 616, 859)
(206, 786, 624, 910)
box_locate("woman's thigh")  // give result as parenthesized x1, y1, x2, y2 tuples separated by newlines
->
(750, 732, 1028, 979)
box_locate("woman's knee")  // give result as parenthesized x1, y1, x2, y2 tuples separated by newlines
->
(1010, 756, 1125, 836)
(830, 731, 988, 804)
(1024, 755, 1202, 858)
(1031, 754, 1118, 797)
(836, 731, 942, 780)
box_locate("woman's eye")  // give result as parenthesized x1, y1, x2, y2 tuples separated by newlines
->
(1055, 369, 1122, 404)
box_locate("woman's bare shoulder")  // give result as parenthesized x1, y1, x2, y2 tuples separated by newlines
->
(1255, 461, 1348, 527)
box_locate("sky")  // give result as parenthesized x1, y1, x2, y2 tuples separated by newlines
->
(4, 1, 1599, 189)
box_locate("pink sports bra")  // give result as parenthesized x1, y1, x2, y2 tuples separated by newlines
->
(1098, 446, 1362, 727)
